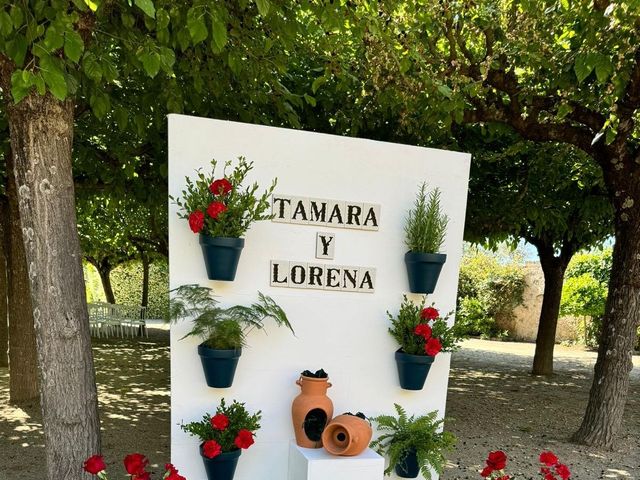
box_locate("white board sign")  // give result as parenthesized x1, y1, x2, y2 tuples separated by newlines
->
(168, 114, 471, 480)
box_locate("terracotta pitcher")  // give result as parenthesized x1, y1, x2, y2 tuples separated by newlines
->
(291, 375, 334, 448)
(322, 414, 373, 456)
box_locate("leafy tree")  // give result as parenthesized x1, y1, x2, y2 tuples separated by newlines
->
(344, 1, 639, 447)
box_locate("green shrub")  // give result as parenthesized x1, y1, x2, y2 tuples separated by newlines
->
(456, 246, 526, 338)
(404, 183, 449, 253)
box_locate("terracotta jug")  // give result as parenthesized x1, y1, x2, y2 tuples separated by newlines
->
(322, 414, 373, 456)
(291, 375, 334, 448)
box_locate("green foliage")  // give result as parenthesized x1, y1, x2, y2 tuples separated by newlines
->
(456, 247, 526, 338)
(181, 398, 261, 451)
(566, 249, 612, 285)
(405, 184, 448, 254)
(370, 404, 455, 479)
(169, 284, 294, 349)
(111, 260, 169, 319)
(387, 296, 460, 355)
(172, 157, 276, 238)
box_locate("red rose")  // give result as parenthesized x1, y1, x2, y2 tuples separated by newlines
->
(425, 336, 442, 356)
(83, 455, 106, 475)
(420, 306, 439, 320)
(480, 466, 493, 477)
(539, 451, 559, 466)
(188, 210, 205, 233)
(123, 453, 148, 475)
(234, 429, 255, 449)
(203, 440, 222, 459)
(555, 464, 571, 480)
(486, 450, 507, 471)
(207, 201, 227, 219)
(210, 178, 233, 195)
(210, 413, 230, 431)
(414, 323, 432, 339)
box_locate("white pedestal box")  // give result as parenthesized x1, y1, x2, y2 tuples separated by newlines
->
(287, 442, 385, 480)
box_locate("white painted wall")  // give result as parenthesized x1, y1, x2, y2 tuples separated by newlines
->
(168, 114, 471, 480)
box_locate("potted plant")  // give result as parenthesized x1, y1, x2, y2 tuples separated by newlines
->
(370, 404, 455, 479)
(181, 398, 261, 480)
(172, 156, 276, 281)
(170, 284, 294, 388)
(388, 296, 460, 390)
(83, 452, 185, 479)
(404, 183, 449, 293)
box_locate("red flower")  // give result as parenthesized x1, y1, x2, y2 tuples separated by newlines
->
(188, 210, 205, 233)
(133, 473, 151, 480)
(210, 178, 233, 195)
(210, 413, 230, 431)
(165, 464, 178, 474)
(83, 455, 106, 475)
(486, 450, 507, 471)
(203, 440, 222, 459)
(555, 464, 571, 480)
(539, 451, 559, 466)
(207, 201, 227, 219)
(480, 466, 494, 477)
(414, 323, 432, 339)
(123, 453, 148, 475)
(234, 429, 255, 449)
(420, 307, 439, 320)
(165, 464, 186, 480)
(425, 336, 442, 356)
(496, 476, 511, 480)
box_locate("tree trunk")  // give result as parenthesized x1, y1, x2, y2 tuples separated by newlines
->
(573, 206, 640, 447)
(6, 150, 39, 403)
(97, 265, 115, 304)
(531, 249, 569, 376)
(141, 253, 150, 309)
(7, 93, 101, 479)
(0, 198, 8, 368)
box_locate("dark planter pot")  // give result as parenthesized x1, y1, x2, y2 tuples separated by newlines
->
(198, 344, 242, 388)
(395, 448, 420, 478)
(199, 235, 245, 281)
(395, 349, 435, 391)
(404, 251, 447, 294)
(200, 445, 241, 480)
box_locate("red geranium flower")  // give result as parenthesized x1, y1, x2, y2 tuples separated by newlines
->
(83, 455, 106, 475)
(133, 473, 151, 480)
(164, 463, 186, 480)
(555, 464, 571, 480)
(210, 178, 233, 195)
(203, 440, 222, 459)
(123, 453, 148, 475)
(234, 429, 255, 449)
(480, 466, 494, 477)
(420, 306, 439, 320)
(188, 210, 205, 233)
(539, 451, 559, 466)
(210, 413, 229, 431)
(486, 450, 507, 471)
(207, 201, 227, 219)
(425, 336, 442, 356)
(414, 323, 432, 339)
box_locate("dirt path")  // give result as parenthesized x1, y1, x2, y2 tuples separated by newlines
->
(0, 335, 637, 479)
(442, 339, 640, 480)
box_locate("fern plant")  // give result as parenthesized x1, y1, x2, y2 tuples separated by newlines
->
(370, 404, 455, 479)
(405, 183, 449, 253)
(169, 284, 294, 349)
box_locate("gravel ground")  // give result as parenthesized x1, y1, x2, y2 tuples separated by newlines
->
(0, 334, 638, 479)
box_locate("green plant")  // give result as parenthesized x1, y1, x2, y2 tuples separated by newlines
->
(172, 157, 276, 238)
(387, 296, 461, 356)
(370, 404, 455, 479)
(181, 398, 262, 453)
(404, 183, 449, 253)
(169, 284, 294, 349)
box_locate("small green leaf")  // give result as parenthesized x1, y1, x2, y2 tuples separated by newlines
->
(311, 75, 327, 94)
(113, 105, 128, 131)
(0, 11, 13, 36)
(557, 103, 573, 120)
(64, 30, 84, 63)
(83, 53, 103, 82)
(10, 6, 24, 28)
(594, 54, 613, 84)
(121, 12, 135, 29)
(187, 8, 208, 44)
(140, 50, 161, 78)
(84, 0, 98, 12)
(159, 46, 175, 70)
(303, 93, 316, 107)
(574, 53, 593, 83)
(33, 73, 45, 95)
(90, 91, 110, 119)
(437, 84, 453, 98)
(135, 0, 156, 18)
(6, 35, 28, 66)
(211, 16, 227, 50)
(10, 70, 31, 104)
(40, 56, 68, 100)
(44, 24, 64, 51)
(605, 127, 616, 145)
(255, 0, 270, 16)
(156, 8, 170, 29)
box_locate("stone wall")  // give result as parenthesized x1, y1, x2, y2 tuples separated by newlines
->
(495, 262, 582, 342)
